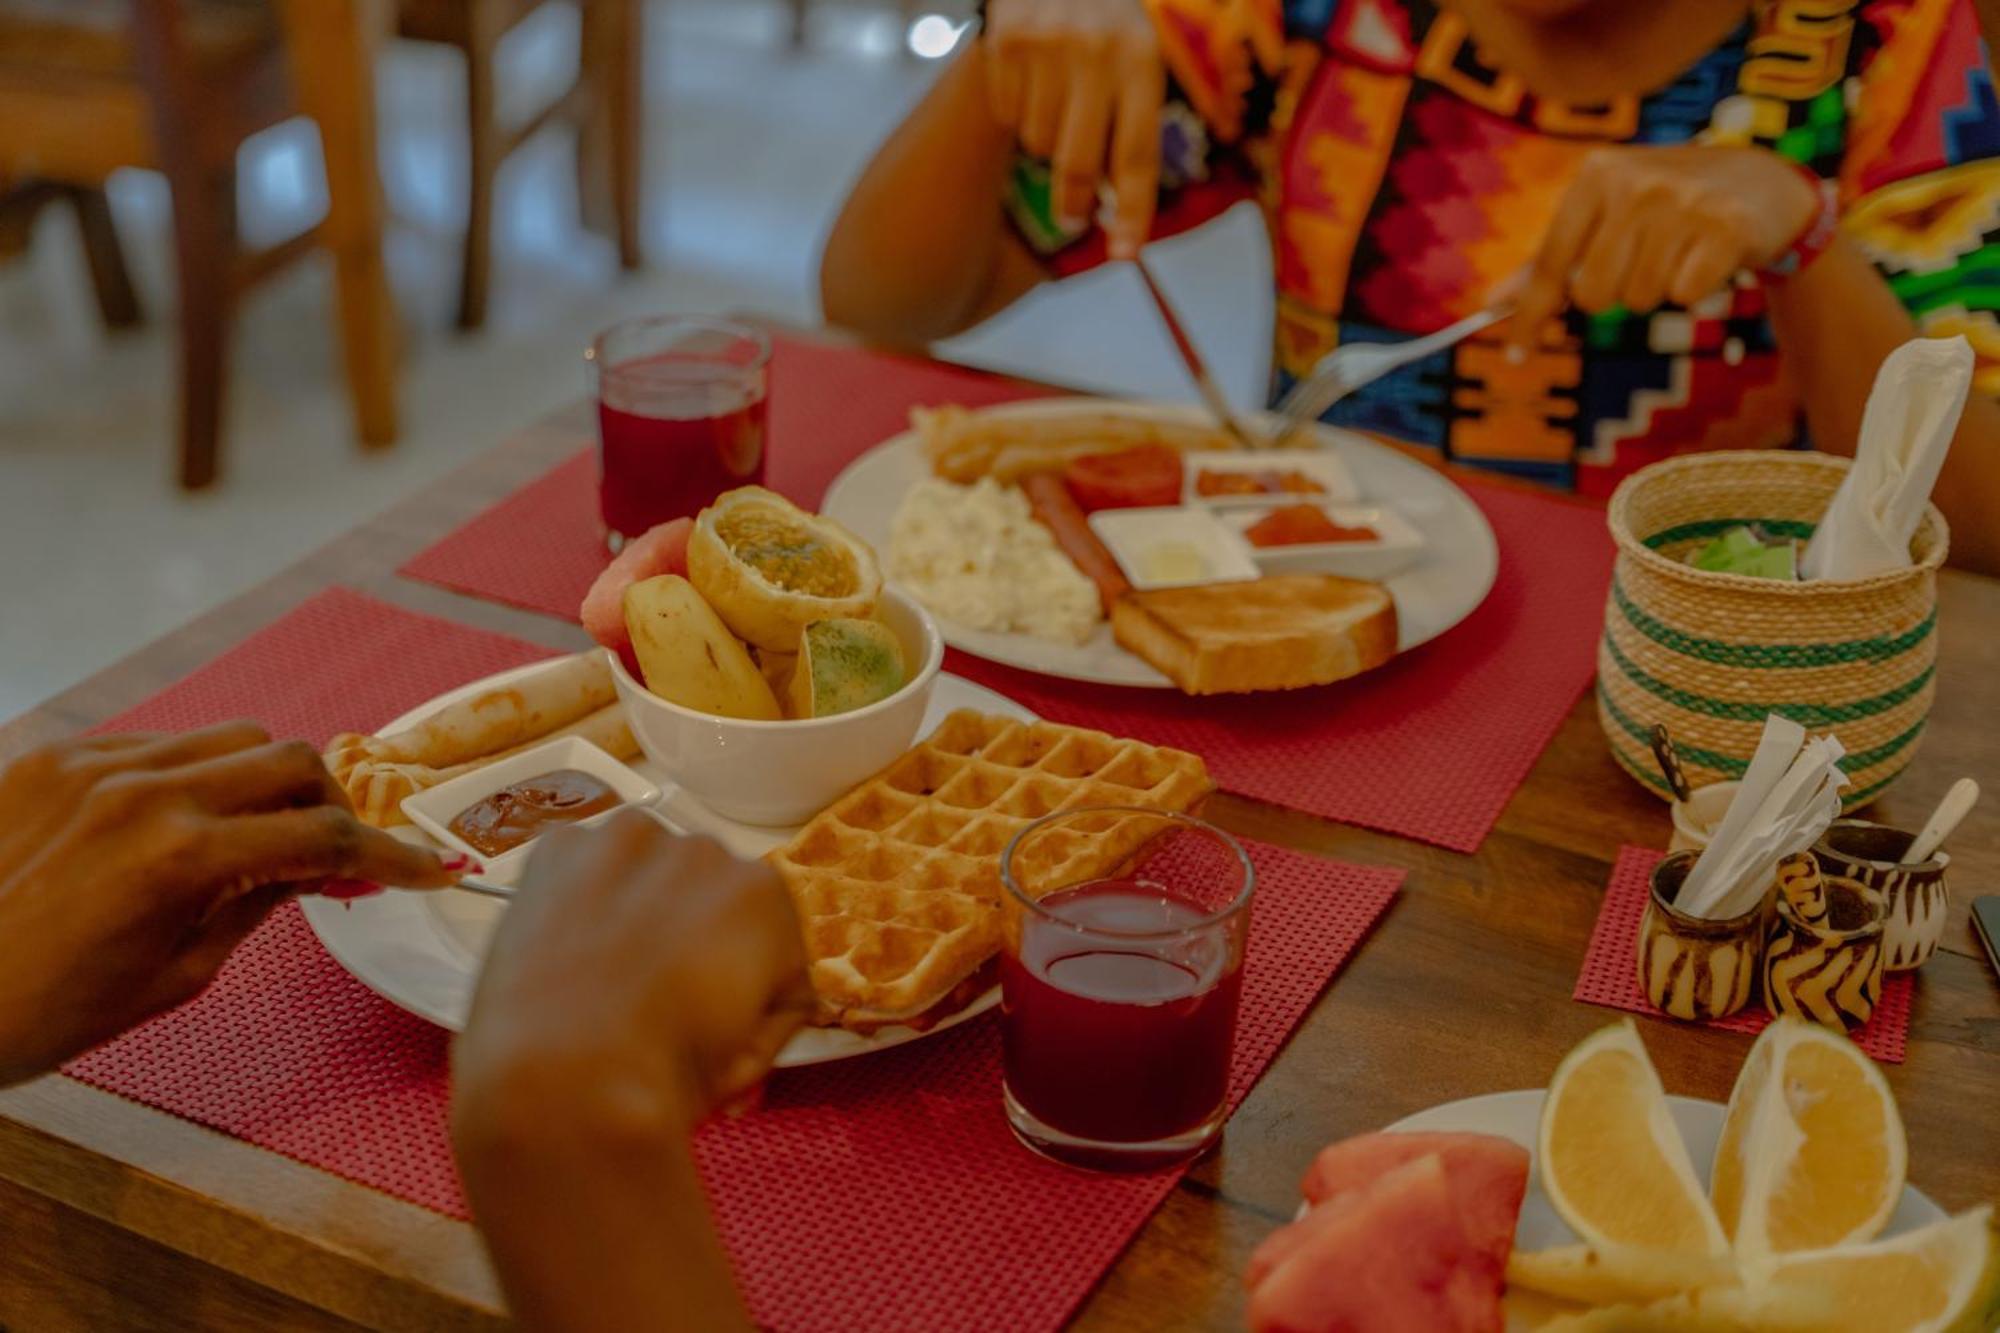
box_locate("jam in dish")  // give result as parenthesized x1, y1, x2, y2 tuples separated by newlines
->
(1195, 468, 1326, 497)
(446, 769, 623, 856)
(1244, 505, 1376, 548)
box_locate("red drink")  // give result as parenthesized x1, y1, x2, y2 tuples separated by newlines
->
(1001, 880, 1242, 1155)
(589, 318, 769, 550)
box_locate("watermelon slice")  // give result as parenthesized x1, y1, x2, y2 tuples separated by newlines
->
(1303, 1132, 1529, 1260)
(581, 518, 692, 654)
(1244, 1133, 1529, 1333)
(1247, 1156, 1504, 1333)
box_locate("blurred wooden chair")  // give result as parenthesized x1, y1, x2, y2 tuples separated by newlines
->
(0, 179, 142, 328)
(0, 0, 397, 488)
(397, 0, 641, 329)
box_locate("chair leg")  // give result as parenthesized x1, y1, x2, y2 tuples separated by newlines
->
(68, 186, 143, 330)
(578, 0, 642, 270)
(164, 170, 235, 490)
(282, 0, 399, 446)
(458, 0, 504, 329)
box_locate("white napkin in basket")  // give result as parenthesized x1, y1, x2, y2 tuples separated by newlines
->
(1676, 715, 1849, 921)
(1801, 336, 1970, 581)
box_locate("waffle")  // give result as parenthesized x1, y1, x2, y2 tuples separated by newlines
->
(768, 710, 1213, 1030)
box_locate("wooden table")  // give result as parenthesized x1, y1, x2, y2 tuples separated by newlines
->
(3, 328, 1997, 1332)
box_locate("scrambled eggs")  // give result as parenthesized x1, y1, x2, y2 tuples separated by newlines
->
(888, 478, 1101, 646)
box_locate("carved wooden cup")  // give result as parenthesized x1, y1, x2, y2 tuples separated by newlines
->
(1637, 850, 1770, 1022)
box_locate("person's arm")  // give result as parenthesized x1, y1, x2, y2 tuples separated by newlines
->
(1763, 235, 2000, 574)
(820, 0, 1165, 346)
(450, 815, 815, 1332)
(449, 1065, 748, 1333)
(819, 50, 1041, 345)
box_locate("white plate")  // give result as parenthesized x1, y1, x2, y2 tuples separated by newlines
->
(1291, 1089, 1942, 1247)
(821, 399, 1499, 688)
(302, 662, 1037, 1068)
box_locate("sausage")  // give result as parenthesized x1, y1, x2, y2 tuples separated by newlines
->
(1021, 472, 1130, 615)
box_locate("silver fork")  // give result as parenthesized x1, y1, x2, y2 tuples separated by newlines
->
(1269, 305, 1510, 446)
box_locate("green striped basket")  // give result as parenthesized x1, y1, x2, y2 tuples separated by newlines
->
(1599, 451, 1948, 810)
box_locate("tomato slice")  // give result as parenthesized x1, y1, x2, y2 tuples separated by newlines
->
(1062, 445, 1184, 512)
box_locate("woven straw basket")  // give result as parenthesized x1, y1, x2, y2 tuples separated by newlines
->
(1598, 451, 1947, 810)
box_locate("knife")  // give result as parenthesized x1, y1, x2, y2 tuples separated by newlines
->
(1128, 252, 1261, 449)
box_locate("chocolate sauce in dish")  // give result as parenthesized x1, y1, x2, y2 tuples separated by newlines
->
(447, 770, 622, 856)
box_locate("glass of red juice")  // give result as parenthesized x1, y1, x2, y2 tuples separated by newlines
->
(999, 808, 1254, 1172)
(586, 316, 770, 551)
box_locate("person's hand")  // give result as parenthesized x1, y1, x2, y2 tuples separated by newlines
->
(451, 812, 812, 1140)
(982, 0, 1164, 259)
(1508, 145, 1821, 350)
(0, 724, 456, 1085)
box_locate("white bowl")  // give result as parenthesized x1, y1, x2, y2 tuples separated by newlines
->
(608, 586, 945, 826)
(399, 735, 660, 882)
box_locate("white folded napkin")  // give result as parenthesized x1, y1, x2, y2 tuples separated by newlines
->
(1676, 715, 1849, 920)
(1801, 336, 1971, 581)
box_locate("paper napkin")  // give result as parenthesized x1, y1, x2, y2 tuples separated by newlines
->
(1676, 715, 1849, 920)
(1802, 336, 1970, 581)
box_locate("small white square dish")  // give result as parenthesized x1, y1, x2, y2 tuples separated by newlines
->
(1219, 503, 1427, 581)
(400, 736, 660, 882)
(1182, 449, 1361, 506)
(1087, 506, 1262, 591)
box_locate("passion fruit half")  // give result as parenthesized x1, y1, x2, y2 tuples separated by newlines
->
(686, 487, 883, 651)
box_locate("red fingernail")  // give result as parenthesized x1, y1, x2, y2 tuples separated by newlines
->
(318, 878, 382, 901)
(440, 854, 484, 874)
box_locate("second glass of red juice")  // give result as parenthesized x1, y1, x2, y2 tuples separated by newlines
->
(999, 809, 1254, 1172)
(586, 316, 770, 551)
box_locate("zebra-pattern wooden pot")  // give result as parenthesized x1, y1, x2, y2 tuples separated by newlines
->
(1637, 850, 1770, 1022)
(1813, 819, 1950, 972)
(1764, 877, 1887, 1032)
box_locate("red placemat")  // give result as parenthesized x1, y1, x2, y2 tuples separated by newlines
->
(398, 335, 1053, 620)
(945, 481, 1612, 852)
(60, 586, 1404, 1332)
(1573, 846, 1912, 1063)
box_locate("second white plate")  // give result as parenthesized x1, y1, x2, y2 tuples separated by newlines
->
(821, 398, 1500, 688)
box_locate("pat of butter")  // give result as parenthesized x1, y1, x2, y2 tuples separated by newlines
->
(1140, 541, 1209, 584)
(1087, 505, 1261, 591)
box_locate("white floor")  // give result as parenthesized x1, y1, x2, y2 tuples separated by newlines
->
(0, 0, 1269, 723)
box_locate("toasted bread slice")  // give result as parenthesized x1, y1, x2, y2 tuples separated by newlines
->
(1112, 574, 1398, 695)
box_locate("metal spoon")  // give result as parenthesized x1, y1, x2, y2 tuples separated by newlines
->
(454, 876, 516, 901)
(1906, 777, 1979, 863)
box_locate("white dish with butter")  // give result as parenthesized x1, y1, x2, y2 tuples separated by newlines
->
(822, 398, 1498, 688)
(1088, 506, 1260, 591)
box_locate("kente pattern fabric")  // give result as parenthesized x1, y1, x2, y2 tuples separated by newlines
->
(1007, 0, 2000, 495)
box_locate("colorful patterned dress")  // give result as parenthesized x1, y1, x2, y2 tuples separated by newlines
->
(1005, 0, 2000, 494)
